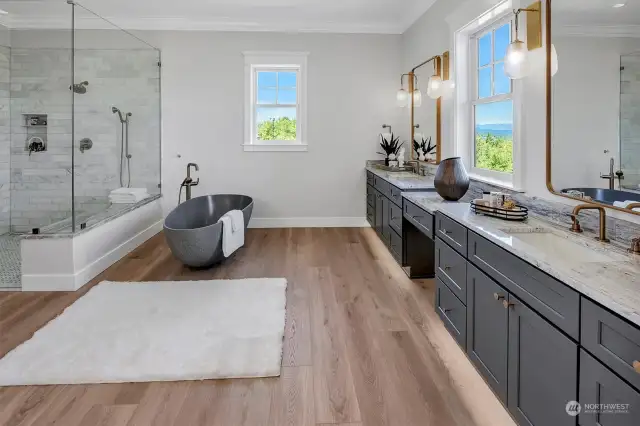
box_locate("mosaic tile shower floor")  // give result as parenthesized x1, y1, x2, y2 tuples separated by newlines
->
(0, 234, 21, 290)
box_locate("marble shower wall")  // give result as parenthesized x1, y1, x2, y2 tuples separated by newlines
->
(0, 46, 8, 235)
(621, 54, 640, 191)
(9, 48, 160, 233)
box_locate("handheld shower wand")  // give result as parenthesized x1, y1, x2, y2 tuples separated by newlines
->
(113, 106, 133, 188)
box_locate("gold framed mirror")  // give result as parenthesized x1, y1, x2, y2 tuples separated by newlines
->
(546, 0, 640, 216)
(408, 51, 450, 163)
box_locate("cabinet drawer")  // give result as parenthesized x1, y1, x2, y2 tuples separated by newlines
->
(435, 212, 467, 256)
(389, 202, 403, 235)
(468, 231, 580, 339)
(366, 184, 375, 207)
(373, 176, 390, 198)
(435, 238, 467, 305)
(582, 298, 640, 391)
(366, 171, 374, 186)
(436, 278, 466, 350)
(403, 200, 434, 239)
(579, 349, 640, 426)
(389, 185, 403, 207)
(389, 229, 403, 264)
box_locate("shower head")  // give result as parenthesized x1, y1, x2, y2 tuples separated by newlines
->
(112, 106, 126, 123)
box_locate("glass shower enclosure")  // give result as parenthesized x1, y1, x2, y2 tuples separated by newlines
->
(0, 1, 161, 289)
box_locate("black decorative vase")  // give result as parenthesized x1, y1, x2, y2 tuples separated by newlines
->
(434, 157, 470, 201)
(385, 157, 390, 166)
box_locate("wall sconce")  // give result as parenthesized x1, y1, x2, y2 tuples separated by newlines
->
(505, 1, 558, 79)
(505, 5, 537, 79)
(397, 73, 420, 107)
(426, 59, 443, 100)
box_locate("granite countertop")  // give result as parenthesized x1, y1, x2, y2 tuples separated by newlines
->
(365, 165, 436, 190)
(403, 192, 640, 327)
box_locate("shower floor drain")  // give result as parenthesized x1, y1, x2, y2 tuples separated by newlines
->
(0, 234, 21, 290)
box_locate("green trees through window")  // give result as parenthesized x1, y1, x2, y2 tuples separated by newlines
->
(475, 133, 513, 173)
(257, 117, 297, 141)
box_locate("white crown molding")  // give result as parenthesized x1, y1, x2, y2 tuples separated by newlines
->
(554, 24, 640, 38)
(4, 15, 405, 34)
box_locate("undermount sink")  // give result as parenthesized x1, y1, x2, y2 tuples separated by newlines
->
(503, 229, 627, 263)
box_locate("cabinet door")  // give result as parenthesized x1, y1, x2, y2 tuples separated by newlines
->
(508, 295, 578, 426)
(467, 264, 509, 402)
(579, 349, 640, 426)
(381, 196, 391, 245)
(374, 191, 384, 237)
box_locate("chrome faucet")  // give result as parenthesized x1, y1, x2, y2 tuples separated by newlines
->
(181, 163, 200, 201)
(406, 160, 420, 174)
(569, 204, 609, 243)
(600, 158, 616, 190)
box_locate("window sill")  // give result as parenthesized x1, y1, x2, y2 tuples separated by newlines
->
(243, 143, 308, 152)
(468, 173, 525, 193)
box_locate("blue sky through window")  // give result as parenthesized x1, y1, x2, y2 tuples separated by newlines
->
(257, 71, 297, 105)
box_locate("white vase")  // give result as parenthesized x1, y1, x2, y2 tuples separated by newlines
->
(419, 153, 426, 162)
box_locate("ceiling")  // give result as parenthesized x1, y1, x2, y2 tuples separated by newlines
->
(0, 0, 437, 34)
(552, 0, 640, 26)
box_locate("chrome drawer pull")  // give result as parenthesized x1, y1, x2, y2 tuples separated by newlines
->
(444, 266, 452, 271)
(442, 229, 452, 235)
(494, 293, 505, 301)
(443, 308, 452, 314)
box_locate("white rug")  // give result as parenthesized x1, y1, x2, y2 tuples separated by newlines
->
(0, 279, 287, 385)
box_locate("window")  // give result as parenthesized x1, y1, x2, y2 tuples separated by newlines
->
(244, 52, 308, 152)
(471, 18, 514, 179)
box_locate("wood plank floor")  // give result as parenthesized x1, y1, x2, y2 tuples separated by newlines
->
(0, 228, 516, 426)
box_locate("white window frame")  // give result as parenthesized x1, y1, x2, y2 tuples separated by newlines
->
(452, 0, 524, 190)
(243, 51, 309, 152)
(470, 15, 515, 183)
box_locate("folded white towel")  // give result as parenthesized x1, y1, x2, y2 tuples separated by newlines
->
(109, 193, 148, 204)
(110, 187, 148, 196)
(613, 200, 640, 211)
(217, 210, 245, 257)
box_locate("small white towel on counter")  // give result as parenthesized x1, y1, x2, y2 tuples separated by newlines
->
(109, 188, 149, 204)
(217, 210, 245, 257)
(613, 200, 640, 211)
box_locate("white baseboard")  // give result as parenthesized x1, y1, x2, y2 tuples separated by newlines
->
(249, 217, 370, 228)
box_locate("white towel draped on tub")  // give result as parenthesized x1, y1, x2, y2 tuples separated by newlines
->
(217, 210, 245, 257)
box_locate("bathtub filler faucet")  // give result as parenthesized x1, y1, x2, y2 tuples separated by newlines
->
(600, 158, 616, 190)
(181, 163, 200, 202)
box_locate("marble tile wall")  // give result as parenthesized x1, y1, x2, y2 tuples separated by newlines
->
(0, 46, 9, 235)
(621, 54, 640, 191)
(9, 48, 160, 233)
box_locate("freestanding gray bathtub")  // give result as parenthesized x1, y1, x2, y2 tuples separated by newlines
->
(164, 194, 254, 268)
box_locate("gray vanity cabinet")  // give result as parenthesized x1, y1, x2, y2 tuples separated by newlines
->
(579, 350, 640, 426)
(508, 295, 578, 426)
(466, 263, 509, 402)
(374, 190, 384, 238)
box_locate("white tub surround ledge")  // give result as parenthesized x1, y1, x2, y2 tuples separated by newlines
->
(403, 192, 640, 327)
(21, 197, 163, 292)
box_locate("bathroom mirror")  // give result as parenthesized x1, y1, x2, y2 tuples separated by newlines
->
(547, 0, 640, 215)
(409, 53, 447, 163)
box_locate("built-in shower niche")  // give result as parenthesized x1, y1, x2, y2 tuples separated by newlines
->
(22, 114, 48, 155)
